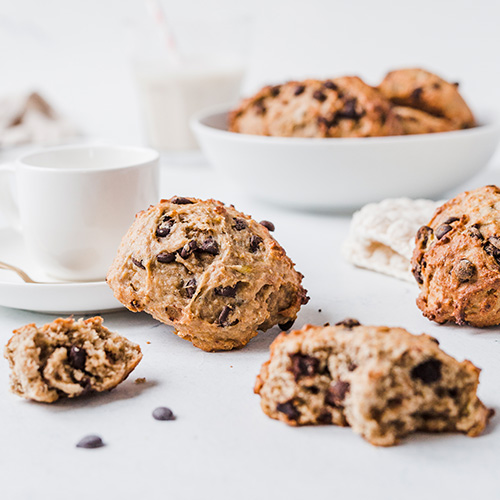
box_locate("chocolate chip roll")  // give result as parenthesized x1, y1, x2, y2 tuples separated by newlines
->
(107, 197, 308, 351)
(412, 185, 500, 326)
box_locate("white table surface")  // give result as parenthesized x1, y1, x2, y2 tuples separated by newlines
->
(1, 155, 499, 500)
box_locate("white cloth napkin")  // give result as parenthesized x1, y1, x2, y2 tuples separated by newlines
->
(343, 198, 440, 282)
(0, 92, 78, 147)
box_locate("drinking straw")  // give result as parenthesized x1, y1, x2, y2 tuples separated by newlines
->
(145, 0, 180, 65)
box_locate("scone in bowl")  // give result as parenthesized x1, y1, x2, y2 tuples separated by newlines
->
(191, 108, 500, 211)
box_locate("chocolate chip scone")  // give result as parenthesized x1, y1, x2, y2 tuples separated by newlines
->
(392, 106, 457, 135)
(378, 68, 476, 130)
(106, 197, 308, 352)
(229, 77, 403, 138)
(412, 185, 500, 326)
(4, 317, 142, 403)
(255, 321, 492, 446)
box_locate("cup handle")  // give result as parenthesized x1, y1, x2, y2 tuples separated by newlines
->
(0, 163, 20, 229)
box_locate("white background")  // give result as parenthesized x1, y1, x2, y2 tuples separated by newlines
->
(1, 2, 500, 499)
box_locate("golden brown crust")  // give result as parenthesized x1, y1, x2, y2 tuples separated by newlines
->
(255, 323, 492, 446)
(107, 197, 308, 351)
(229, 77, 403, 138)
(378, 68, 475, 129)
(392, 106, 457, 135)
(412, 185, 500, 326)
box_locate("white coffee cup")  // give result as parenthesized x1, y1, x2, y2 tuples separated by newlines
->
(0, 145, 159, 281)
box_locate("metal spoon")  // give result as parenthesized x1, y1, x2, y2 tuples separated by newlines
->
(0, 260, 39, 283)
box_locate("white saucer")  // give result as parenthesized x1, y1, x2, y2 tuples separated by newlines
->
(0, 226, 123, 314)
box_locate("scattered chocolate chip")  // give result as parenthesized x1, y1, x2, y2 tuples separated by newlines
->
(416, 225, 433, 247)
(325, 381, 350, 407)
(130, 299, 142, 310)
(335, 318, 360, 329)
(411, 359, 442, 384)
(233, 218, 247, 231)
(279, 319, 295, 331)
(306, 386, 320, 394)
(215, 285, 237, 298)
(152, 407, 175, 421)
(290, 354, 319, 380)
(76, 435, 104, 449)
(276, 400, 300, 420)
(185, 278, 197, 298)
(198, 236, 219, 255)
(294, 85, 305, 96)
(253, 99, 266, 114)
(433, 82, 441, 90)
(68, 346, 86, 371)
(435, 224, 453, 240)
(249, 235, 263, 253)
(455, 259, 476, 282)
(156, 215, 174, 238)
(270, 85, 281, 97)
(180, 240, 198, 259)
(301, 293, 310, 305)
(468, 225, 482, 241)
(217, 305, 233, 327)
(171, 197, 193, 205)
(348, 362, 357, 372)
(323, 80, 338, 90)
(410, 87, 423, 102)
(313, 90, 327, 102)
(259, 220, 275, 231)
(157, 251, 176, 263)
(443, 217, 459, 225)
(452, 82, 460, 87)
(132, 257, 145, 269)
(412, 262, 424, 285)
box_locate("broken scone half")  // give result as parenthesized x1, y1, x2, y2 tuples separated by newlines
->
(4, 316, 142, 403)
(255, 320, 492, 446)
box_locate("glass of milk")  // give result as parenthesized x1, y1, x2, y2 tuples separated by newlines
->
(134, 55, 244, 151)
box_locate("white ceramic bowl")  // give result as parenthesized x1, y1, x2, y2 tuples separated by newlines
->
(192, 107, 500, 211)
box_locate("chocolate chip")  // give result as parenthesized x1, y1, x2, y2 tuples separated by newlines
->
(412, 262, 424, 284)
(132, 257, 145, 269)
(348, 362, 357, 371)
(249, 235, 263, 253)
(484, 241, 500, 264)
(199, 237, 219, 255)
(455, 259, 476, 282)
(215, 285, 237, 298)
(253, 99, 266, 114)
(294, 85, 305, 96)
(300, 292, 310, 305)
(276, 400, 300, 420)
(313, 90, 327, 102)
(279, 319, 295, 331)
(233, 218, 247, 231)
(435, 224, 453, 240)
(156, 215, 174, 238)
(68, 346, 86, 371)
(325, 381, 350, 407)
(217, 305, 233, 327)
(157, 251, 176, 263)
(180, 240, 198, 259)
(411, 359, 442, 384)
(416, 225, 433, 247)
(259, 220, 275, 231)
(337, 98, 364, 120)
(317, 411, 332, 424)
(171, 197, 193, 205)
(489, 236, 500, 250)
(443, 217, 459, 225)
(335, 318, 360, 328)
(152, 407, 175, 421)
(185, 278, 197, 298)
(323, 80, 338, 90)
(433, 82, 441, 90)
(469, 224, 483, 240)
(76, 435, 104, 449)
(411, 87, 423, 102)
(289, 354, 319, 380)
(452, 82, 460, 87)
(270, 85, 281, 97)
(130, 299, 142, 310)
